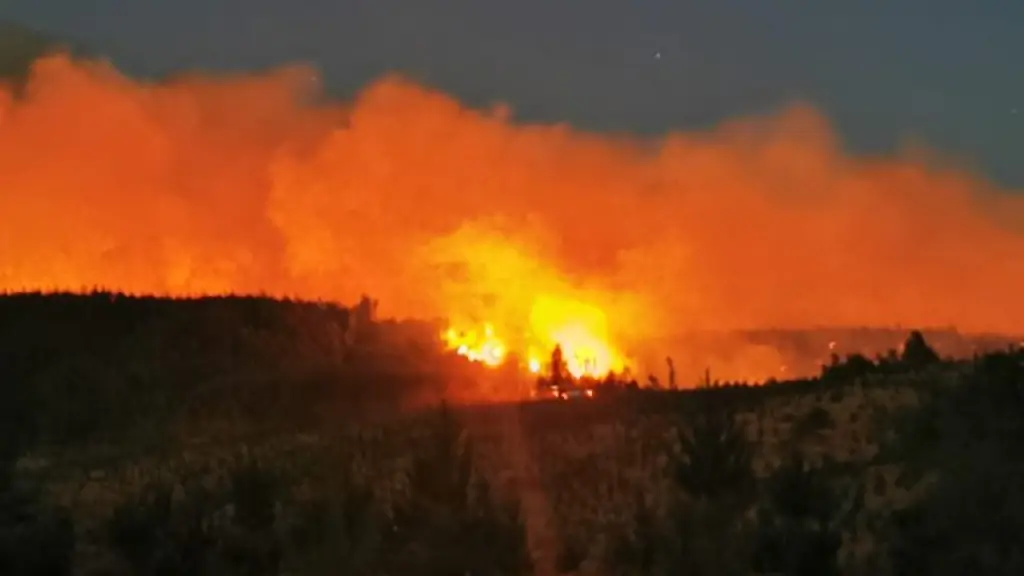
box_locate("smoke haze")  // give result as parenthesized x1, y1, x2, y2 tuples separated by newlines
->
(2, 55, 1022, 376)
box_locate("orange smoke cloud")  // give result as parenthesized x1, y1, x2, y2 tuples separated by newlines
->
(2, 54, 1023, 379)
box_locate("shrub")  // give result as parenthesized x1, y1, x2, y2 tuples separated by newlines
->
(107, 459, 286, 576)
(220, 458, 284, 576)
(107, 481, 217, 575)
(289, 454, 388, 575)
(609, 490, 757, 576)
(0, 482, 75, 576)
(822, 353, 877, 383)
(383, 403, 532, 575)
(606, 490, 668, 574)
(673, 408, 756, 504)
(609, 403, 759, 575)
(794, 406, 836, 438)
(752, 453, 861, 576)
(883, 350, 1024, 575)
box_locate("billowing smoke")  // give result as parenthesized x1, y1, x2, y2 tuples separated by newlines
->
(2, 55, 1022, 379)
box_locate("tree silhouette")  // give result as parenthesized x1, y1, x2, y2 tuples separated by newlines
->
(900, 330, 940, 368)
(821, 352, 877, 382)
(549, 345, 566, 387)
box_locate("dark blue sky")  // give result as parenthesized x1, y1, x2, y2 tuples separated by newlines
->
(5, 0, 1023, 186)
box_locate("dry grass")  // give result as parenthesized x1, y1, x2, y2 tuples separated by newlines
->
(13, 372, 945, 573)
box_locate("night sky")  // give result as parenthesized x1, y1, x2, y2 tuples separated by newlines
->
(4, 0, 1023, 186)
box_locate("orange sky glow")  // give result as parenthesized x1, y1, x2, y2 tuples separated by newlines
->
(2, 55, 1022, 381)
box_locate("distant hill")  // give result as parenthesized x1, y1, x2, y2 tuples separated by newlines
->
(0, 290, 1018, 449)
(0, 21, 88, 85)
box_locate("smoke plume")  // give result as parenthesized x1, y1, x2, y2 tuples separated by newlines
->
(2, 55, 1022, 376)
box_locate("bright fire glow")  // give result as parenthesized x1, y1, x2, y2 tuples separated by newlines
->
(443, 324, 506, 367)
(442, 294, 629, 379)
(7, 55, 1024, 387)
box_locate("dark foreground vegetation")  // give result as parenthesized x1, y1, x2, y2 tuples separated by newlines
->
(0, 292, 1022, 575)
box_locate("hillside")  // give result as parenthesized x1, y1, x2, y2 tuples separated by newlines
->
(1, 292, 1022, 574)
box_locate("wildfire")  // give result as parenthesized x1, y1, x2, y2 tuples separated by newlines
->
(442, 323, 507, 367)
(442, 295, 629, 379)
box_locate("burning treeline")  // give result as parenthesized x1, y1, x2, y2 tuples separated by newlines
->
(1, 54, 1023, 381)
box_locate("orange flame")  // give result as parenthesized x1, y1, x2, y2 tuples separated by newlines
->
(443, 294, 629, 379)
(443, 323, 507, 367)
